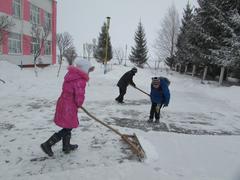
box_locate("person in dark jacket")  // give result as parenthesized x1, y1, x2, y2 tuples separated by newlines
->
(115, 67, 137, 103)
(148, 77, 170, 123)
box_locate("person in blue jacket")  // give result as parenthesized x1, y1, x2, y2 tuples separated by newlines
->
(148, 77, 170, 123)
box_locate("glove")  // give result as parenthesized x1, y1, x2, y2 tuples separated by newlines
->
(132, 83, 136, 87)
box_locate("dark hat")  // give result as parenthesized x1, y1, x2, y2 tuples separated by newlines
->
(152, 77, 160, 86)
(131, 67, 137, 73)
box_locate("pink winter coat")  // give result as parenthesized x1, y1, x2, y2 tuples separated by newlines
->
(54, 66, 89, 128)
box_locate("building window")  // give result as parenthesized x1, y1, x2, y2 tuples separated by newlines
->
(13, 0, 21, 19)
(45, 41, 51, 55)
(8, 32, 22, 54)
(45, 12, 51, 30)
(30, 4, 40, 25)
(31, 37, 40, 54)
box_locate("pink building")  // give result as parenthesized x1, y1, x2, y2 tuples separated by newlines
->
(0, 0, 57, 66)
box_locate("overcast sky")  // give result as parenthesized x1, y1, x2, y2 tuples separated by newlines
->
(57, 0, 198, 58)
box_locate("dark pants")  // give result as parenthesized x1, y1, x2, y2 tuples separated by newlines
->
(149, 103, 162, 120)
(56, 128, 72, 138)
(115, 86, 127, 102)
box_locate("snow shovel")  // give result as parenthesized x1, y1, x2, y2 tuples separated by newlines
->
(132, 85, 150, 97)
(80, 106, 145, 160)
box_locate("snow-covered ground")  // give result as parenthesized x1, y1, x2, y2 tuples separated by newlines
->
(0, 60, 240, 180)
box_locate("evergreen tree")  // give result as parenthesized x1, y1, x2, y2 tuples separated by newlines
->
(129, 21, 148, 68)
(186, 0, 240, 78)
(175, 2, 194, 68)
(188, 0, 220, 67)
(94, 22, 112, 63)
(218, 0, 240, 13)
(165, 56, 175, 68)
(213, 1, 240, 69)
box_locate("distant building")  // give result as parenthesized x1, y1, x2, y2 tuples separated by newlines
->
(0, 0, 57, 66)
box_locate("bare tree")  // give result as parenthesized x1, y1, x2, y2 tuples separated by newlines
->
(154, 4, 180, 68)
(114, 47, 124, 65)
(85, 43, 93, 60)
(0, 15, 14, 45)
(64, 45, 77, 65)
(31, 24, 50, 77)
(92, 38, 97, 57)
(0, 15, 14, 83)
(56, 32, 73, 77)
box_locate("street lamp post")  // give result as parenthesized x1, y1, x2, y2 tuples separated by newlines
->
(124, 44, 127, 66)
(104, 16, 111, 74)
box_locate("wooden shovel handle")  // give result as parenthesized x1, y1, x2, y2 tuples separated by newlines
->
(80, 106, 123, 137)
(132, 85, 150, 97)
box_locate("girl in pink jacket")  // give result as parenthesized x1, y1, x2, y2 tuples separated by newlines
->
(41, 58, 94, 157)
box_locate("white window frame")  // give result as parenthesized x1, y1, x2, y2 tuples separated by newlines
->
(30, 4, 40, 25)
(45, 12, 51, 30)
(31, 37, 40, 55)
(12, 0, 22, 19)
(44, 40, 51, 55)
(8, 32, 22, 54)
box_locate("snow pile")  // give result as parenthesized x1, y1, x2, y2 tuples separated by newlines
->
(0, 61, 22, 83)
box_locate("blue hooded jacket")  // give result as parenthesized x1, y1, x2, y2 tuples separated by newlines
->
(150, 78, 170, 105)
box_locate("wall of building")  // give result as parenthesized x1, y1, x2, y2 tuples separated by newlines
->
(0, 54, 52, 65)
(0, 0, 12, 14)
(29, 0, 52, 13)
(0, 0, 56, 66)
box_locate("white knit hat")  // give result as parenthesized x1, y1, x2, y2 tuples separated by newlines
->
(74, 57, 93, 74)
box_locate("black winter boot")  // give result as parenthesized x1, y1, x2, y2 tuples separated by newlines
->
(154, 119, 160, 124)
(41, 133, 61, 157)
(148, 119, 153, 123)
(62, 134, 78, 154)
